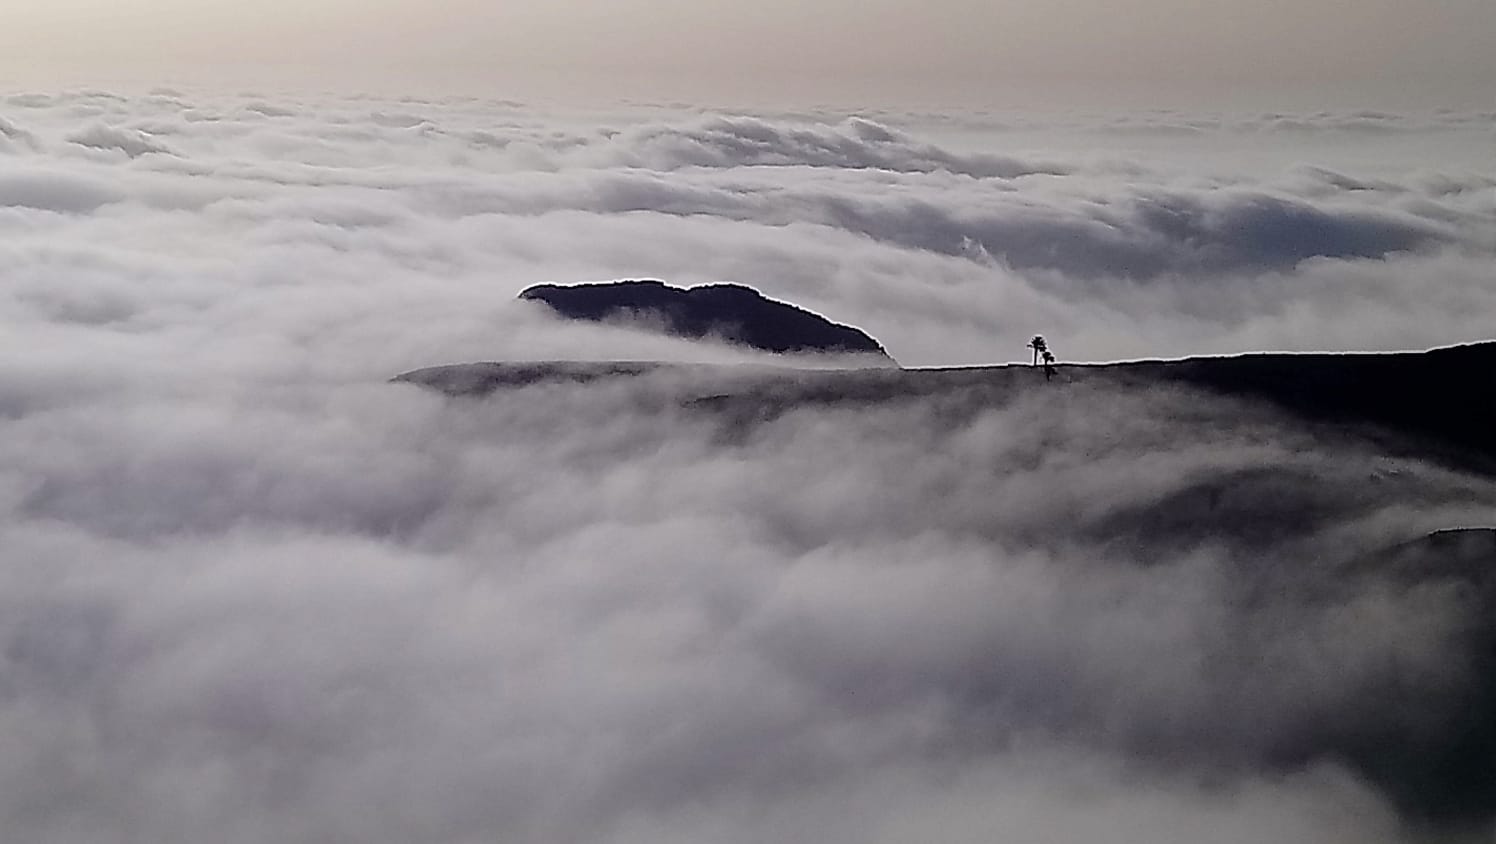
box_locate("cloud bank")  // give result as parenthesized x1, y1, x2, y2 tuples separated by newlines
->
(1, 88, 1494, 843)
(3, 90, 1492, 368)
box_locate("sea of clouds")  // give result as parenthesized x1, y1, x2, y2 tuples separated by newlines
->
(1, 89, 1494, 843)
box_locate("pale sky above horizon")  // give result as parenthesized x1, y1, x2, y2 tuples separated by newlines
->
(2, 0, 1494, 106)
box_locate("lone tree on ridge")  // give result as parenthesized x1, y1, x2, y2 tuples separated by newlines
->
(1028, 335, 1048, 366)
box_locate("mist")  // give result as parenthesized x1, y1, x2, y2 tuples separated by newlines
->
(2, 89, 1494, 842)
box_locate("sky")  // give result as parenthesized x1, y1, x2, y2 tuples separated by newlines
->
(3, 8, 1496, 844)
(2, 0, 1495, 106)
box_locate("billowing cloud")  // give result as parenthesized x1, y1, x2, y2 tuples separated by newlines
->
(0, 115, 41, 154)
(66, 124, 176, 158)
(0, 89, 1494, 843)
(9, 91, 1492, 367)
(596, 115, 1065, 178)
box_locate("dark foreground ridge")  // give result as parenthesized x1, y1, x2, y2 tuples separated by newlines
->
(519, 280, 893, 361)
(395, 341, 1496, 831)
(398, 341, 1496, 470)
(1129, 342, 1496, 472)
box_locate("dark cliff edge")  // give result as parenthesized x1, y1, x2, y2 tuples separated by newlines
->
(519, 280, 894, 361)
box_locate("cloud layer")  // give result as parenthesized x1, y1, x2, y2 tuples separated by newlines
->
(2, 91, 1492, 368)
(1, 89, 1494, 843)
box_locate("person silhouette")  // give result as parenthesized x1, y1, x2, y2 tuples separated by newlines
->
(1042, 349, 1057, 381)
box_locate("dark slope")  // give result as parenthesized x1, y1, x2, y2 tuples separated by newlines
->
(519, 280, 893, 360)
(398, 342, 1496, 471)
(1324, 528, 1496, 828)
(392, 360, 659, 395)
(1127, 342, 1496, 471)
(394, 343, 1496, 832)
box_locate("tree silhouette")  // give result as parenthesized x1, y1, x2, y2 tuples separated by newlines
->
(1028, 335, 1047, 366)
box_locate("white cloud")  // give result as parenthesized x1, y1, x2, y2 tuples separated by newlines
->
(0, 89, 1493, 843)
(0, 167, 123, 213)
(65, 124, 175, 158)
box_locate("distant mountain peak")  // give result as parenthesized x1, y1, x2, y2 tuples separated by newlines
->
(519, 280, 894, 361)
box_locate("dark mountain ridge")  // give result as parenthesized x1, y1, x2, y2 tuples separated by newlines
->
(398, 341, 1496, 472)
(394, 342, 1496, 831)
(1120, 342, 1496, 472)
(519, 280, 893, 361)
